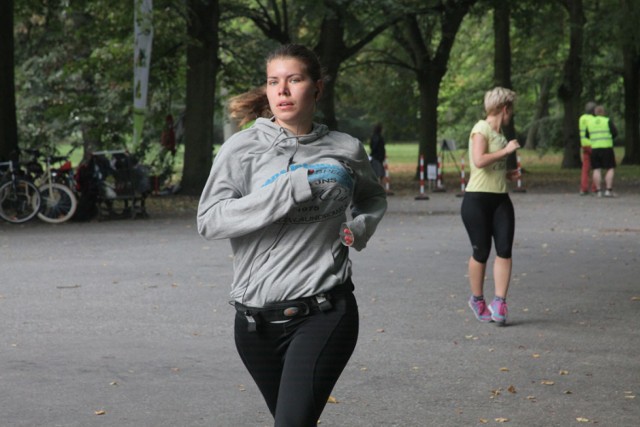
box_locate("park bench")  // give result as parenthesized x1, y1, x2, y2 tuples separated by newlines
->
(92, 150, 150, 220)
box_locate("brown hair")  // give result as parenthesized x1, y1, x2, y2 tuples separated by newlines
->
(265, 44, 324, 83)
(227, 85, 271, 127)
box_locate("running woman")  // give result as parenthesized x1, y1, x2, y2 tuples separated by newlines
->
(197, 44, 387, 426)
(461, 87, 520, 325)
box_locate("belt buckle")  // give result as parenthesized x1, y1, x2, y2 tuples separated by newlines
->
(282, 303, 309, 318)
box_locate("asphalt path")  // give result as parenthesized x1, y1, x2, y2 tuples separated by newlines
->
(1, 189, 639, 427)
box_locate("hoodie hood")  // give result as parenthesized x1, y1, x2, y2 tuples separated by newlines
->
(251, 117, 330, 155)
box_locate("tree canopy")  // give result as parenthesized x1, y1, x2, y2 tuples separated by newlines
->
(2, 0, 639, 193)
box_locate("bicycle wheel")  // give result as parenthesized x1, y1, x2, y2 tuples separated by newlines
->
(37, 182, 78, 224)
(0, 179, 42, 223)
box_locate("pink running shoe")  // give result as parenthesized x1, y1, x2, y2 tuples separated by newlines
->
(468, 296, 492, 322)
(489, 298, 508, 325)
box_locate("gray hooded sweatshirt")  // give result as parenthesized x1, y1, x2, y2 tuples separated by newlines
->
(197, 118, 387, 308)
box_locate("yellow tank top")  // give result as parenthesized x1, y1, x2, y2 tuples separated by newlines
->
(466, 120, 508, 194)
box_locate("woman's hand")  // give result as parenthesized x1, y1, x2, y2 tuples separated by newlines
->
(505, 139, 520, 154)
(340, 226, 354, 247)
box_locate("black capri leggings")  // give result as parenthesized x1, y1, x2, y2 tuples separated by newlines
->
(460, 191, 515, 263)
(234, 291, 359, 427)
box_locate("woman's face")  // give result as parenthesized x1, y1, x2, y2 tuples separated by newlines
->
(266, 57, 322, 135)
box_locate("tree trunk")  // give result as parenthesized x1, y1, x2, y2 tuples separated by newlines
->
(0, 0, 19, 161)
(558, 0, 584, 169)
(315, 9, 347, 131)
(493, 0, 516, 169)
(525, 77, 552, 149)
(403, 0, 477, 171)
(621, 49, 640, 164)
(416, 74, 440, 168)
(620, 0, 640, 165)
(181, 0, 220, 195)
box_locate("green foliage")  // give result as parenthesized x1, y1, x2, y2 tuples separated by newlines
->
(528, 115, 564, 153)
(438, 11, 493, 146)
(338, 47, 419, 141)
(15, 2, 130, 152)
(10, 0, 636, 165)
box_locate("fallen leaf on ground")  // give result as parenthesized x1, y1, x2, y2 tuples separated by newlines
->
(479, 418, 488, 424)
(94, 410, 106, 416)
(495, 417, 509, 423)
(500, 367, 509, 372)
(327, 396, 338, 404)
(508, 385, 517, 394)
(631, 296, 640, 301)
(576, 417, 590, 422)
(541, 380, 555, 385)
(532, 353, 540, 358)
(559, 370, 569, 375)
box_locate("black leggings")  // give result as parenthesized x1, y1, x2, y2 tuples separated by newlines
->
(234, 291, 359, 427)
(461, 192, 515, 263)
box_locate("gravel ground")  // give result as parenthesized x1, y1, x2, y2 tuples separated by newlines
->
(1, 187, 639, 427)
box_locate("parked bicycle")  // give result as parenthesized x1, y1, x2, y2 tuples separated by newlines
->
(0, 158, 42, 224)
(24, 149, 78, 224)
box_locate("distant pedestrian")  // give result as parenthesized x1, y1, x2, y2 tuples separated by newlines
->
(160, 114, 177, 155)
(369, 123, 386, 186)
(197, 44, 387, 426)
(461, 87, 520, 326)
(578, 101, 597, 195)
(588, 105, 618, 197)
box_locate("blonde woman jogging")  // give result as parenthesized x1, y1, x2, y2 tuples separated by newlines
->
(461, 87, 520, 326)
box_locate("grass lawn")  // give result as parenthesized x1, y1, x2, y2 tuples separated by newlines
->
(384, 144, 639, 195)
(55, 141, 637, 196)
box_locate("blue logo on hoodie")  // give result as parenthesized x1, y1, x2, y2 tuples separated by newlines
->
(264, 162, 354, 224)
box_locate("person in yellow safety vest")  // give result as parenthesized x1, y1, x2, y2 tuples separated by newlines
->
(587, 105, 618, 197)
(578, 101, 597, 195)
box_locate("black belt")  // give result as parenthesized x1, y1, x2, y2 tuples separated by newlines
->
(234, 279, 353, 332)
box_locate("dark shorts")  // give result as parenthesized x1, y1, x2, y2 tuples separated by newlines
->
(590, 148, 616, 170)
